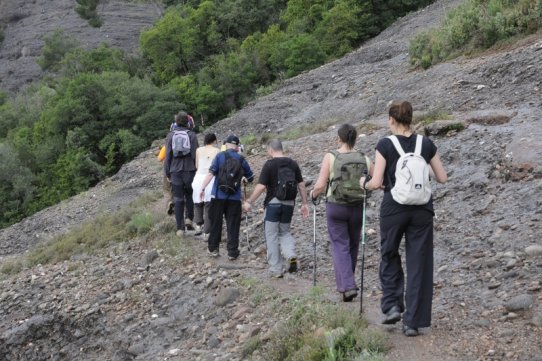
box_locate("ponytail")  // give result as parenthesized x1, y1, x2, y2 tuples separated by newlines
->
(389, 101, 413, 126)
(337, 124, 357, 149)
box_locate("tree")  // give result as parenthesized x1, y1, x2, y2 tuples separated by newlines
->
(0, 143, 36, 227)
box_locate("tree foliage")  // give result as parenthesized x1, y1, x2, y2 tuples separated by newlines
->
(141, 0, 434, 124)
(1, 0, 438, 227)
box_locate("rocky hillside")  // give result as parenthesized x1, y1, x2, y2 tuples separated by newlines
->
(0, 0, 162, 92)
(1, 0, 542, 360)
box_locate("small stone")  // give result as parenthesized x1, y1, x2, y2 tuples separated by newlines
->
(437, 265, 448, 273)
(168, 349, 181, 356)
(506, 312, 519, 320)
(504, 294, 534, 312)
(504, 258, 517, 270)
(525, 245, 542, 257)
(207, 335, 220, 348)
(142, 250, 159, 266)
(488, 281, 501, 290)
(528, 316, 542, 327)
(214, 288, 240, 307)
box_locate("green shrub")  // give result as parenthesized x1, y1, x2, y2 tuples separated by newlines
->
(127, 211, 155, 235)
(75, 0, 103, 27)
(0, 26, 4, 46)
(37, 30, 79, 71)
(256, 292, 389, 360)
(410, 0, 542, 68)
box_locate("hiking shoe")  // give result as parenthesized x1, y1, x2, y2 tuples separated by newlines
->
(382, 306, 402, 325)
(176, 230, 185, 237)
(270, 272, 283, 279)
(194, 225, 203, 236)
(185, 219, 194, 231)
(167, 202, 174, 215)
(208, 249, 219, 258)
(342, 289, 358, 302)
(228, 255, 238, 261)
(287, 258, 298, 273)
(403, 325, 419, 337)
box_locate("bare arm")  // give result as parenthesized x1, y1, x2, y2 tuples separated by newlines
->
(430, 153, 448, 184)
(198, 172, 215, 201)
(311, 153, 332, 198)
(297, 181, 309, 218)
(361, 150, 386, 191)
(243, 183, 267, 212)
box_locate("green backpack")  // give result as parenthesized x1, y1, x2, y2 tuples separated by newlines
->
(328, 151, 369, 205)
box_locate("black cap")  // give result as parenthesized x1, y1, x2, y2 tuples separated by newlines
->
(225, 135, 240, 146)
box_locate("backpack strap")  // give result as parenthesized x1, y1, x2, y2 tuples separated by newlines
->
(414, 134, 423, 155)
(387, 135, 405, 156)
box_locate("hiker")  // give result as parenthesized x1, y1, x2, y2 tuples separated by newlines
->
(243, 139, 310, 278)
(199, 135, 254, 260)
(164, 111, 199, 236)
(158, 123, 179, 216)
(310, 124, 373, 302)
(191, 133, 220, 238)
(360, 101, 447, 337)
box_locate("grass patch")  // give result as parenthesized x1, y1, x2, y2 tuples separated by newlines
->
(410, 0, 542, 69)
(0, 192, 161, 276)
(414, 108, 453, 125)
(246, 289, 388, 360)
(259, 118, 340, 146)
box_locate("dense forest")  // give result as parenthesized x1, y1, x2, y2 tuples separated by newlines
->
(0, 0, 435, 228)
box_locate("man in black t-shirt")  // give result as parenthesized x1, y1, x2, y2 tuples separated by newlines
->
(243, 140, 309, 278)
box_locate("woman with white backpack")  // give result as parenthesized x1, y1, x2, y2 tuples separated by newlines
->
(360, 101, 447, 337)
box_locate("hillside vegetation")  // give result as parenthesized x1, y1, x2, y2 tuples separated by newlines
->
(410, 0, 542, 68)
(0, 0, 434, 228)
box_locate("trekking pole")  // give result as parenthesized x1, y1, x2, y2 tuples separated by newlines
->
(360, 188, 367, 315)
(311, 194, 320, 286)
(243, 181, 251, 251)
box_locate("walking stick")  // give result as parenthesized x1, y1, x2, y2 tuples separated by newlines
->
(243, 182, 251, 251)
(311, 195, 320, 286)
(360, 188, 367, 315)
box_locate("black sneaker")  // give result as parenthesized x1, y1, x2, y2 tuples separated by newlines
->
(287, 258, 298, 273)
(403, 325, 419, 337)
(185, 219, 194, 231)
(382, 305, 402, 325)
(342, 289, 358, 302)
(208, 249, 219, 258)
(167, 202, 174, 215)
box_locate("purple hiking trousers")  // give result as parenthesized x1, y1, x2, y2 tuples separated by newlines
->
(326, 202, 363, 293)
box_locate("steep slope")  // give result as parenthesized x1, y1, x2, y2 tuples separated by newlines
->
(0, 0, 162, 92)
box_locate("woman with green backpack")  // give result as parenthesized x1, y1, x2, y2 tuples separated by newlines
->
(310, 124, 373, 302)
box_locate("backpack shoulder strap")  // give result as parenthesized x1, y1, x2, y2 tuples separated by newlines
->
(414, 134, 423, 155)
(387, 135, 406, 156)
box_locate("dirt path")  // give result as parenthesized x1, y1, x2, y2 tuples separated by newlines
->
(182, 217, 457, 361)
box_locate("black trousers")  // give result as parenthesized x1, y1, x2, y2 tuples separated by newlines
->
(171, 171, 195, 231)
(208, 198, 242, 258)
(171, 171, 196, 230)
(379, 208, 434, 329)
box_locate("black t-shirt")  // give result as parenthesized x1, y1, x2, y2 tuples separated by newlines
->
(375, 134, 437, 217)
(258, 157, 303, 206)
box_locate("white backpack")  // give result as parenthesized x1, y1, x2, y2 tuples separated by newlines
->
(388, 135, 431, 205)
(172, 130, 191, 157)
